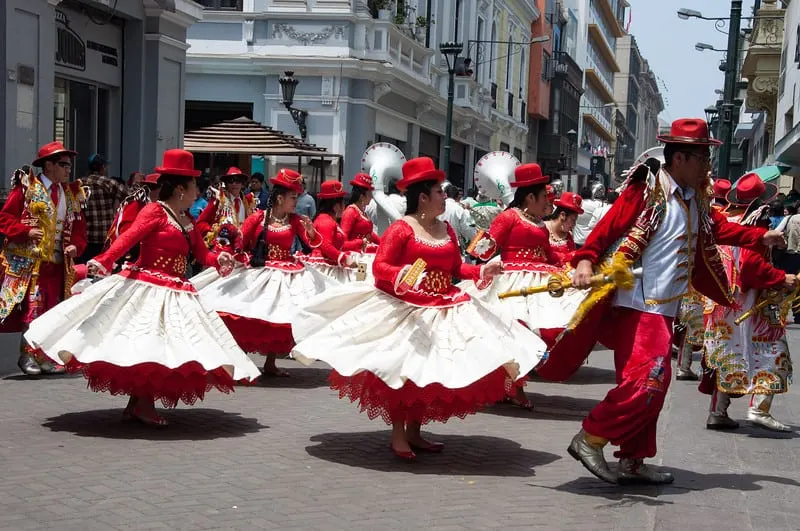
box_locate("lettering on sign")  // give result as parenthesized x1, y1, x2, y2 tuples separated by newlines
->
(55, 11, 86, 71)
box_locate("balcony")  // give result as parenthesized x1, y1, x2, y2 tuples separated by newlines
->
(588, 8, 620, 71)
(367, 21, 435, 85)
(585, 52, 615, 102)
(596, 0, 626, 38)
(552, 51, 584, 90)
(741, 0, 784, 131)
(583, 107, 613, 139)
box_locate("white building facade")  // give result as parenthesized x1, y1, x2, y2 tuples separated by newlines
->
(186, 0, 531, 191)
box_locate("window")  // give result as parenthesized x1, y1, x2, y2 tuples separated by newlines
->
(489, 22, 497, 81)
(519, 48, 526, 97)
(476, 18, 485, 82)
(513, 147, 523, 161)
(455, 0, 463, 42)
(500, 142, 510, 152)
(196, 0, 243, 9)
(542, 50, 552, 81)
(505, 26, 513, 89)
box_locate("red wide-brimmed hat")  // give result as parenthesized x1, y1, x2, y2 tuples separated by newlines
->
(554, 191, 585, 214)
(657, 118, 722, 146)
(546, 184, 556, 202)
(511, 163, 548, 188)
(318, 179, 347, 199)
(350, 173, 375, 191)
(222, 167, 248, 181)
(397, 157, 445, 192)
(269, 168, 304, 194)
(33, 141, 77, 167)
(155, 149, 201, 177)
(712, 178, 731, 198)
(144, 173, 161, 185)
(726, 172, 778, 206)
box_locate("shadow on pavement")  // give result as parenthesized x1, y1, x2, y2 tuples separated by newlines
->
(251, 366, 332, 389)
(3, 373, 83, 381)
(529, 365, 618, 385)
(482, 393, 599, 420)
(544, 466, 800, 502)
(42, 408, 267, 441)
(305, 431, 561, 477)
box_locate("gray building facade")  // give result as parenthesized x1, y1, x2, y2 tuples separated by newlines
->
(1, 0, 201, 188)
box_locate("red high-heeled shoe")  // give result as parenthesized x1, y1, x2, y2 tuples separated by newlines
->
(131, 406, 169, 427)
(390, 445, 416, 461)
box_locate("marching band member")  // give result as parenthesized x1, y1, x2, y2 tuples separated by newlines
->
(0, 142, 88, 376)
(536, 119, 786, 485)
(703, 173, 795, 432)
(24, 149, 260, 425)
(195, 167, 256, 246)
(195, 168, 333, 377)
(544, 191, 583, 266)
(290, 157, 545, 460)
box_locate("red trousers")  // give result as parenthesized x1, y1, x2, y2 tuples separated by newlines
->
(582, 307, 673, 460)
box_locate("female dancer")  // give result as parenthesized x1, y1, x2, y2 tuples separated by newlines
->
(341, 174, 380, 281)
(195, 168, 332, 377)
(24, 149, 261, 425)
(544, 191, 583, 266)
(464, 164, 585, 408)
(104, 172, 161, 266)
(291, 157, 545, 459)
(298, 179, 361, 283)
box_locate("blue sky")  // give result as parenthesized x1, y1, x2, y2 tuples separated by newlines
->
(625, 0, 757, 122)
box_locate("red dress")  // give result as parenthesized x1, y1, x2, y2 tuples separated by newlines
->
(195, 210, 329, 355)
(23, 202, 261, 407)
(340, 204, 380, 251)
(291, 219, 545, 425)
(464, 209, 582, 340)
(548, 231, 576, 267)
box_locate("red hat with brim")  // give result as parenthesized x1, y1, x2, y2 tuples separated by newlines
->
(269, 168, 304, 194)
(712, 178, 731, 198)
(397, 157, 445, 192)
(318, 179, 347, 199)
(511, 163, 548, 187)
(33, 141, 77, 167)
(726, 172, 778, 206)
(144, 173, 161, 185)
(554, 191, 585, 214)
(222, 166, 248, 182)
(350, 173, 375, 191)
(155, 149, 201, 177)
(656, 118, 722, 146)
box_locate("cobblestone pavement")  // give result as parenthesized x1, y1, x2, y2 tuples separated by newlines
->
(1, 329, 799, 531)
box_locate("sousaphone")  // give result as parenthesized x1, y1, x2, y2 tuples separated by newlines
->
(473, 151, 520, 206)
(361, 142, 407, 222)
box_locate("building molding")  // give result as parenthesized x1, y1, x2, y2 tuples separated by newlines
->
(146, 33, 192, 51)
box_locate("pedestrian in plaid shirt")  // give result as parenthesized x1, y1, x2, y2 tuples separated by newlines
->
(77, 153, 127, 263)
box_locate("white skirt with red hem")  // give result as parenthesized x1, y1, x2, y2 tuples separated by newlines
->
(23, 273, 261, 407)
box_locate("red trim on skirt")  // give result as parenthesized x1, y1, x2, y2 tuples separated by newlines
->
(65, 358, 239, 408)
(218, 312, 295, 355)
(329, 368, 513, 425)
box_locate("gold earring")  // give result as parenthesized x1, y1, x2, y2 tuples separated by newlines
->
(420, 212, 426, 220)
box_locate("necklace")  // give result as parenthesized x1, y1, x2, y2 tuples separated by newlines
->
(516, 207, 541, 223)
(270, 212, 288, 224)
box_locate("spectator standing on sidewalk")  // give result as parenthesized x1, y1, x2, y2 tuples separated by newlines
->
(78, 153, 126, 263)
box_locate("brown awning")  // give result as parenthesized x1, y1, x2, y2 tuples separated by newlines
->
(183, 116, 339, 159)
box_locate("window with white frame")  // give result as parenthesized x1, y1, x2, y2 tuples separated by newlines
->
(490, 22, 497, 81)
(505, 25, 513, 90)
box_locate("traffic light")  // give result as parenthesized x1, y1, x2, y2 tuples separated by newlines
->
(454, 57, 473, 77)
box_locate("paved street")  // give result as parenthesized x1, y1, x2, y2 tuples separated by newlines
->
(1, 329, 799, 531)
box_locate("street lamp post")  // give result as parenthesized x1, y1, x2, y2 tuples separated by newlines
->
(439, 42, 463, 180)
(717, 0, 743, 181)
(278, 71, 309, 140)
(566, 129, 577, 192)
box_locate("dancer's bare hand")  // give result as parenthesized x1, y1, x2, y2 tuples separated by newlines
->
(28, 228, 43, 243)
(299, 216, 316, 238)
(785, 274, 799, 289)
(482, 261, 504, 280)
(763, 230, 787, 248)
(64, 245, 78, 258)
(572, 259, 594, 289)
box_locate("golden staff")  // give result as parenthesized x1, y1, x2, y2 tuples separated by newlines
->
(734, 285, 800, 325)
(498, 253, 638, 299)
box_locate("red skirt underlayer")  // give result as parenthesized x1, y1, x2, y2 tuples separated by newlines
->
(329, 368, 514, 425)
(65, 358, 238, 408)
(218, 312, 294, 355)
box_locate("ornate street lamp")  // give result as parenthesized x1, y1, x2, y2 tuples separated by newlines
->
(439, 41, 463, 180)
(279, 71, 309, 140)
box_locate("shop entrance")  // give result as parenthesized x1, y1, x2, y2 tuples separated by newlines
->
(54, 77, 112, 179)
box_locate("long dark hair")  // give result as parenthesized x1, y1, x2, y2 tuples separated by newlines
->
(316, 197, 344, 220)
(348, 186, 369, 206)
(157, 174, 194, 202)
(405, 180, 438, 215)
(507, 183, 546, 210)
(250, 184, 292, 267)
